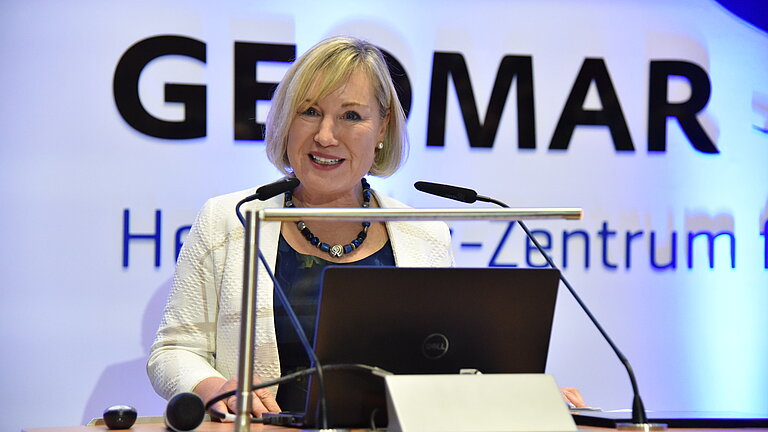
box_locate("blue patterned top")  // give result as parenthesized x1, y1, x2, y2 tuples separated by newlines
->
(273, 234, 395, 411)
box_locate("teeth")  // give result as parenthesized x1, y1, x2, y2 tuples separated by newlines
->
(310, 154, 343, 165)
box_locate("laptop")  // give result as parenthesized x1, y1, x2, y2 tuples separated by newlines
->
(278, 267, 561, 429)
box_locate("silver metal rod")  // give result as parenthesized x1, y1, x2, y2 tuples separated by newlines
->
(258, 207, 582, 222)
(234, 211, 260, 432)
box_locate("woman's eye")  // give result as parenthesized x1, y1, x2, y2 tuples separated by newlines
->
(301, 107, 319, 116)
(342, 111, 362, 121)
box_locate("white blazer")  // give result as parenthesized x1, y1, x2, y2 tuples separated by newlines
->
(147, 187, 454, 400)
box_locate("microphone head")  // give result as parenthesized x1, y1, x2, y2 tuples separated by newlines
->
(414, 181, 478, 203)
(164, 392, 205, 432)
(255, 177, 300, 201)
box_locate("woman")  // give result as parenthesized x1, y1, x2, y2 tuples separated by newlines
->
(147, 36, 455, 419)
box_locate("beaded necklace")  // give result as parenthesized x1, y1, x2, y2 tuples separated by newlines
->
(284, 178, 371, 259)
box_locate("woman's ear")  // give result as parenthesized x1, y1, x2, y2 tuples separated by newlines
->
(377, 109, 391, 143)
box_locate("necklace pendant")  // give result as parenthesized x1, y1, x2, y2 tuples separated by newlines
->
(329, 244, 344, 258)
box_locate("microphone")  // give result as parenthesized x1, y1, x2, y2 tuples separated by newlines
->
(255, 176, 301, 200)
(235, 177, 300, 225)
(164, 392, 205, 432)
(232, 176, 330, 429)
(414, 180, 656, 429)
(414, 181, 477, 203)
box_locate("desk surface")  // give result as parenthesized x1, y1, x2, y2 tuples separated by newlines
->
(22, 423, 287, 432)
(20, 422, 768, 432)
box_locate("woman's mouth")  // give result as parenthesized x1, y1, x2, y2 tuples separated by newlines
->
(309, 154, 344, 166)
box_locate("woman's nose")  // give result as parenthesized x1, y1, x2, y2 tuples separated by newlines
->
(314, 116, 338, 147)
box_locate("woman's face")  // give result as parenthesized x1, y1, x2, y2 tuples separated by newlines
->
(286, 69, 387, 202)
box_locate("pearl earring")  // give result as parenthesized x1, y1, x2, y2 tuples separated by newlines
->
(376, 142, 384, 150)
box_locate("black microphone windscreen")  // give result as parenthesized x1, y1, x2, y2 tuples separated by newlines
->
(256, 177, 300, 201)
(414, 181, 478, 203)
(164, 392, 205, 432)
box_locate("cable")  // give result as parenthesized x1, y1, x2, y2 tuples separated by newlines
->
(205, 364, 392, 422)
(256, 250, 329, 428)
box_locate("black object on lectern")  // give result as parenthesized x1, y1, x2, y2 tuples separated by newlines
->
(573, 410, 768, 428)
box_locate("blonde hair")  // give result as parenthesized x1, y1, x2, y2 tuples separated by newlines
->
(265, 36, 408, 177)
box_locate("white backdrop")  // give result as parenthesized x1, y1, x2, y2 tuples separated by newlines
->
(1, 1, 767, 430)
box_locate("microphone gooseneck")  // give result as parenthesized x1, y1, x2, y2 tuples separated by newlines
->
(414, 181, 652, 426)
(232, 177, 331, 429)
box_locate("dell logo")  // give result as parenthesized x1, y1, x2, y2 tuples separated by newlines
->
(422, 333, 450, 360)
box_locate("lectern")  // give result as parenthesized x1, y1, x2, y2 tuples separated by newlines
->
(236, 207, 582, 432)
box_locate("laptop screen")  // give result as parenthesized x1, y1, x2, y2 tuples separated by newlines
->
(303, 267, 561, 428)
